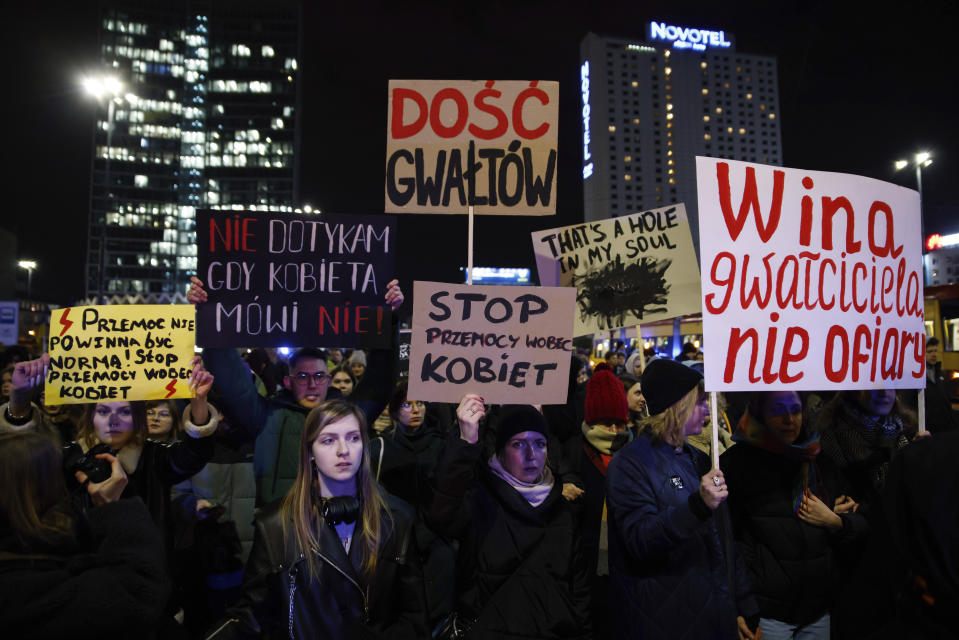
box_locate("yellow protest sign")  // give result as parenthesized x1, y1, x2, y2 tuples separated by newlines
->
(46, 305, 197, 405)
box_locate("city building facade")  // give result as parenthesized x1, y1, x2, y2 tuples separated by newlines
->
(87, 1, 300, 300)
(580, 23, 783, 248)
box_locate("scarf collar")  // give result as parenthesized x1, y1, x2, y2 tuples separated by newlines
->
(733, 411, 821, 462)
(581, 421, 632, 456)
(840, 400, 905, 447)
(488, 454, 555, 507)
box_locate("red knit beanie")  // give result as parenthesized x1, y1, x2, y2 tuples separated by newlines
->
(585, 363, 629, 425)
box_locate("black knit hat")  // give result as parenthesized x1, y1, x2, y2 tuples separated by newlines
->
(641, 358, 703, 416)
(495, 405, 549, 452)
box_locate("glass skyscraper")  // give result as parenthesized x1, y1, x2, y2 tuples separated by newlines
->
(87, 1, 300, 300)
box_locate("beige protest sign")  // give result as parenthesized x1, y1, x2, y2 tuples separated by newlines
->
(46, 305, 197, 405)
(386, 80, 559, 215)
(531, 203, 701, 336)
(408, 281, 575, 404)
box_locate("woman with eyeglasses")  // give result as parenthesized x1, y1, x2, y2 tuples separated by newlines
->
(369, 382, 455, 629)
(145, 399, 182, 442)
(208, 398, 428, 639)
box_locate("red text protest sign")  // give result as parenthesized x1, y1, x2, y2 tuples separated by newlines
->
(386, 80, 559, 215)
(696, 157, 924, 391)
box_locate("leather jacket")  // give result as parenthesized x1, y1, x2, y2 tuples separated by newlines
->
(207, 493, 428, 640)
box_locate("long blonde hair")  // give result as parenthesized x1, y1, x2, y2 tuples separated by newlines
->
(638, 381, 705, 446)
(281, 398, 390, 579)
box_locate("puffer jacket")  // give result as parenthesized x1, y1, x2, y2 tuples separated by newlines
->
(606, 431, 758, 639)
(721, 441, 869, 625)
(428, 435, 592, 639)
(207, 494, 428, 640)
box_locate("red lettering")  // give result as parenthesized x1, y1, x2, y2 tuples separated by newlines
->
(430, 88, 468, 138)
(706, 252, 736, 314)
(210, 217, 230, 252)
(241, 218, 256, 252)
(716, 162, 785, 242)
(762, 325, 779, 383)
(818, 258, 836, 310)
(468, 81, 509, 140)
(852, 324, 871, 382)
(725, 328, 760, 383)
(739, 253, 774, 309)
(318, 306, 339, 335)
(799, 176, 815, 246)
(821, 197, 861, 253)
(512, 81, 550, 139)
(868, 201, 903, 258)
(824, 326, 849, 383)
(390, 88, 428, 139)
(780, 327, 809, 383)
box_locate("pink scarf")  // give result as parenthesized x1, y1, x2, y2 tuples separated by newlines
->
(488, 454, 555, 507)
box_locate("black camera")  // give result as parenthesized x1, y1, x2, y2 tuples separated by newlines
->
(65, 443, 115, 484)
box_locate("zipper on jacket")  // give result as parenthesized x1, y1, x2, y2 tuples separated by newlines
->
(205, 617, 238, 639)
(273, 415, 288, 496)
(288, 564, 299, 639)
(315, 548, 369, 617)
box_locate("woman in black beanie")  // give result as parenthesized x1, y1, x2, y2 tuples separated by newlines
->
(428, 394, 591, 639)
(606, 358, 761, 640)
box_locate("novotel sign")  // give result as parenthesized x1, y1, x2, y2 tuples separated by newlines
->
(648, 21, 732, 51)
(581, 60, 593, 180)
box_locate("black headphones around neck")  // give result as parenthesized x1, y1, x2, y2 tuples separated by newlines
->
(320, 496, 360, 527)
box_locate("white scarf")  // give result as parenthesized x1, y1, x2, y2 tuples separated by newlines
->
(488, 454, 555, 507)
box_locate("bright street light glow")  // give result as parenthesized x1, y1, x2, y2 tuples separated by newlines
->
(894, 159, 908, 170)
(923, 159, 933, 168)
(915, 151, 931, 164)
(303, 204, 312, 213)
(17, 260, 37, 270)
(82, 75, 123, 99)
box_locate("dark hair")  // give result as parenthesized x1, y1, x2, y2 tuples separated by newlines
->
(388, 380, 411, 418)
(927, 337, 940, 348)
(330, 365, 357, 389)
(0, 431, 75, 551)
(289, 347, 328, 371)
(144, 399, 182, 439)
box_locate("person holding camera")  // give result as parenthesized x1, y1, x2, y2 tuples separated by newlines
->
(207, 398, 428, 639)
(59, 357, 220, 536)
(0, 430, 168, 639)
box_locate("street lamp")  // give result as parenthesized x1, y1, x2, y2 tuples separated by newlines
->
(83, 74, 125, 304)
(17, 260, 37, 301)
(894, 151, 934, 241)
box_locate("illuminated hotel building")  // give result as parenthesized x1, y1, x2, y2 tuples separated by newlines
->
(87, 1, 300, 299)
(579, 24, 782, 248)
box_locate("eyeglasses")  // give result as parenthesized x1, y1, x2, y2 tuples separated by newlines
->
(400, 401, 425, 410)
(293, 372, 331, 386)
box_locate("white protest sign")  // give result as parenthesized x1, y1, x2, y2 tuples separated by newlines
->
(696, 157, 924, 391)
(386, 80, 559, 215)
(531, 203, 701, 336)
(408, 281, 575, 404)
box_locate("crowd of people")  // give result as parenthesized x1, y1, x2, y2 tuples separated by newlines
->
(0, 280, 957, 640)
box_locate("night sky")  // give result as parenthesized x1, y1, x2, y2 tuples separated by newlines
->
(4, 1, 957, 305)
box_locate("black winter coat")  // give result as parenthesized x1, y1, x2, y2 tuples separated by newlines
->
(64, 435, 214, 543)
(606, 432, 758, 639)
(428, 435, 592, 639)
(721, 442, 869, 625)
(0, 498, 169, 640)
(208, 494, 428, 640)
